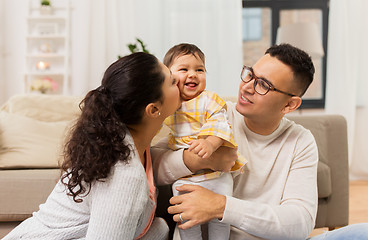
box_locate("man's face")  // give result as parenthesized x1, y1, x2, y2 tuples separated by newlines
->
(236, 54, 295, 124)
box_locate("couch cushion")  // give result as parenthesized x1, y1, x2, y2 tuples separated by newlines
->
(0, 169, 60, 221)
(317, 160, 332, 198)
(0, 112, 73, 169)
(0, 94, 82, 122)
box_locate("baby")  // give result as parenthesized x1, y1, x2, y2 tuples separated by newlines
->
(163, 43, 246, 240)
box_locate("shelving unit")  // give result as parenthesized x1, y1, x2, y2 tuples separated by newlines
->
(25, 0, 71, 95)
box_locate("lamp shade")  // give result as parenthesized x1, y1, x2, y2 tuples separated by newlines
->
(276, 22, 324, 58)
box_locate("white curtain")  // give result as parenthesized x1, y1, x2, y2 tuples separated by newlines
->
(0, 0, 28, 105)
(0, 0, 242, 103)
(0, 0, 5, 103)
(69, 0, 130, 95)
(70, 0, 243, 97)
(326, 0, 368, 180)
(158, 0, 243, 96)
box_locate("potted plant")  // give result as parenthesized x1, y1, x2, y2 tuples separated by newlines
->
(127, 38, 150, 54)
(40, 0, 53, 15)
(30, 77, 58, 94)
(118, 38, 150, 58)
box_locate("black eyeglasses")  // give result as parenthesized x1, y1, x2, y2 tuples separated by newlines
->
(240, 66, 297, 97)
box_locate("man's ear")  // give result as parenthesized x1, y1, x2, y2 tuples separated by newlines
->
(145, 103, 161, 118)
(282, 96, 302, 114)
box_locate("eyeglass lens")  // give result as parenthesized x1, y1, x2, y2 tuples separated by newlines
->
(241, 67, 270, 95)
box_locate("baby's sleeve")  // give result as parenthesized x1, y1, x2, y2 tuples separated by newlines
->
(198, 91, 237, 148)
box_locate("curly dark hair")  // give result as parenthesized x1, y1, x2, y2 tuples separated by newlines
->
(61, 52, 165, 203)
(266, 43, 315, 97)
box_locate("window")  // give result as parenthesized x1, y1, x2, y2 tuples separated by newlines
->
(242, 8, 262, 41)
(242, 0, 329, 108)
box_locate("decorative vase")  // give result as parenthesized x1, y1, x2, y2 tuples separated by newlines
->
(40, 5, 53, 15)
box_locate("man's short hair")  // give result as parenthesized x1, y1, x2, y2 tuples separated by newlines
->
(266, 44, 315, 97)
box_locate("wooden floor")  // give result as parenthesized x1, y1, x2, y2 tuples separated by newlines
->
(309, 180, 368, 237)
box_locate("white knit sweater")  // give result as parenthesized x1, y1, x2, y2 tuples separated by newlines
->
(4, 133, 168, 240)
(152, 102, 318, 240)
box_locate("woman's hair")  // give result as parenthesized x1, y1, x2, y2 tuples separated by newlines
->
(163, 43, 205, 68)
(265, 43, 315, 97)
(61, 52, 164, 203)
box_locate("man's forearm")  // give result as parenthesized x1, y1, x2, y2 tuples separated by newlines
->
(152, 138, 238, 185)
(182, 149, 211, 173)
(151, 138, 193, 185)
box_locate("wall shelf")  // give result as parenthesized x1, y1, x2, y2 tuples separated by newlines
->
(25, 0, 71, 95)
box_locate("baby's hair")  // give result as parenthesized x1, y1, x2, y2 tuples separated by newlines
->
(163, 43, 205, 68)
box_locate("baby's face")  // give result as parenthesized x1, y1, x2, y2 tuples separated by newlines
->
(169, 53, 206, 101)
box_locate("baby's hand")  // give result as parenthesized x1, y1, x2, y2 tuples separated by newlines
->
(188, 139, 214, 159)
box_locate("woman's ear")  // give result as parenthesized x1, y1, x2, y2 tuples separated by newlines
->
(282, 96, 302, 114)
(145, 103, 161, 118)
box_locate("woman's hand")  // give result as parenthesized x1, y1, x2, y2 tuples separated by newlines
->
(168, 184, 226, 230)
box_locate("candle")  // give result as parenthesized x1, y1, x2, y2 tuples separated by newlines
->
(36, 61, 50, 71)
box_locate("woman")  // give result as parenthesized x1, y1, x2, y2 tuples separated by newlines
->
(3, 52, 180, 239)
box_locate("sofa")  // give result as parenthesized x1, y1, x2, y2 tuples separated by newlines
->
(0, 94, 349, 238)
(0, 94, 82, 238)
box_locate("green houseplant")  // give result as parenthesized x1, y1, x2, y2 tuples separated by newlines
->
(127, 38, 150, 54)
(118, 38, 150, 58)
(41, 0, 51, 6)
(40, 0, 52, 15)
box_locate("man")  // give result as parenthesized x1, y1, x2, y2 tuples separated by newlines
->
(153, 43, 319, 239)
(153, 43, 318, 239)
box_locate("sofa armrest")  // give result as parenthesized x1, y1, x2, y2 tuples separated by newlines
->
(287, 114, 349, 228)
(0, 169, 60, 221)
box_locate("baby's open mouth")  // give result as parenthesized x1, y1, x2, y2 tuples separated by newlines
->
(185, 82, 197, 88)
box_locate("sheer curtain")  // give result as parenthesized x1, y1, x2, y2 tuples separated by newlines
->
(325, 0, 368, 180)
(71, 0, 243, 97)
(0, 0, 242, 103)
(0, 1, 5, 103)
(0, 0, 27, 105)
(70, 0, 138, 95)
(157, 0, 243, 96)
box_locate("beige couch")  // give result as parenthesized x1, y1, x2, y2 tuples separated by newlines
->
(0, 94, 82, 237)
(0, 94, 349, 238)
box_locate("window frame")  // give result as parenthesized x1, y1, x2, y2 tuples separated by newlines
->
(242, 0, 329, 109)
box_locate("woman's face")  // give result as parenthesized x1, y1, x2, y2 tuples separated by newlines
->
(159, 62, 181, 117)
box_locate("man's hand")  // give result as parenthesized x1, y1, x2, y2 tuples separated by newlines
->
(168, 185, 226, 230)
(183, 146, 237, 173)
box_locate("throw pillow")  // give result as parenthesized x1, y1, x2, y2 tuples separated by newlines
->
(0, 94, 82, 122)
(0, 111, 73, 169)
